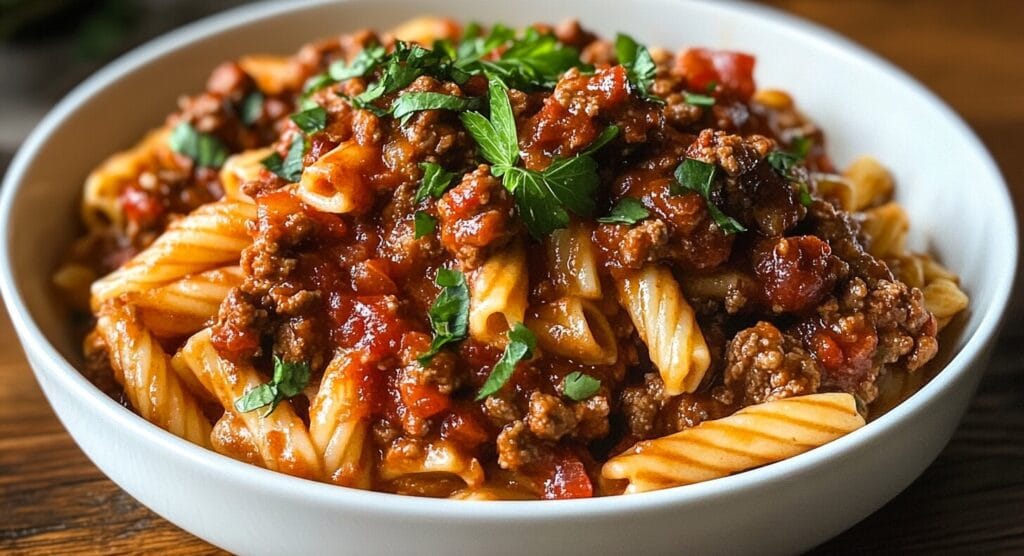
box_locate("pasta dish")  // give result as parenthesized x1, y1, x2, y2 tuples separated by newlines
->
(55, 18, 969, 499)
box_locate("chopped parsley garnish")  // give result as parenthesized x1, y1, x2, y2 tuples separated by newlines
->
(234, 356, 311, 417)
(597, 197, 650, 225)
(415, 162, 458, 202)
(766, 136, 815, 207)
(240, 91, 264, 126)
(413, 211, 436, 238)
(350, 41, 459, 112)
(418, 268, 470, 364)
(290, 106, 328, 134)
(391, 91, 482, 124)
(673, 158, 747, 234)
(460, 77, 608, 238)
(261, 133, 305, 182)
(476, 322, 536, 400)
(683, 91, 715, 107)
(168, 121, 228, 168)
(328, 42, 388, 81)
(562, 371, 601, 401)
(615, 33, 663, 104)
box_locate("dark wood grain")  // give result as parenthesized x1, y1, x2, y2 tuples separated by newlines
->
(1, 1, 1022, 553)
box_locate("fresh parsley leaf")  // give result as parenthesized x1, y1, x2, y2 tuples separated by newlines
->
(329, 43, 387, 81)
(459, 77, 519, 170)
(766, 136, 814, 207)
(168, 122, 228, 168)
(302, 72, 335, 95)
(539, 155, 598, 217)
(706, 80, 718, 93)
(352, 41, 456, 110)
(261, 134, 305, 182)
(290, 106, 328, 135)
(683, 91, 715, 107)
(415, 162, 458, 202)
(391, 91, 481, 124)
(562, 371, 601, 401)
(791, 135, 813, 159)
(461, 76, 604, 238)
(240, 91, 264, 126)
(234, 383, 278, 414)
(418, 268, 470, 364)
(234, 356, 311, 417)
(597, 197, 649, 225)
(615, 33, 663, 104)
(414, 211, 436, 238)
(505, 168, 571, 238)
(674, 158, 746, 234)
(476, 323, 536, 400)
(581, 125, 620, 156)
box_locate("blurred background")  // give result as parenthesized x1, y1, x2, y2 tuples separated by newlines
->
(0, 1, 1021, 553)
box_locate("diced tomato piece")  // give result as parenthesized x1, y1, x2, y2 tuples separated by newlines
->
(119, 186, 164, 226)
(541, 454, 594, 500)
(400, 382, 450, 420)
(440, 407, 489, 448)
(678, 48, 757, 100)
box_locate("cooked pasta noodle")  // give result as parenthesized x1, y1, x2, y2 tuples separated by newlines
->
(180, 328, 323, 479)
(309, 351, 374, 488)
(297, 140, 377, 212)
(82, 126, 179, 231)
(843, 155, 894, 211)
(469, 241, 528, 346)
(61, 19, 967, 499)
(219, 148, 273, 202)
(616, 265, 710, 395)
(379, 439, 485, 489)
(95, 302, 212, 446)
(603, 393, 866, 493)
(90, 200, 255, 307)
(546, 221, 602, 299)
(860, 202, 909, 259)
(527, 296, 617, 365)
(129, 266, 244, 337)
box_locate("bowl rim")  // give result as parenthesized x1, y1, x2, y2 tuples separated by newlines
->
(0, 0, 1017, 520)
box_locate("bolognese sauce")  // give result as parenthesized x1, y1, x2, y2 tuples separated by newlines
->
(59, 19, 967, 499)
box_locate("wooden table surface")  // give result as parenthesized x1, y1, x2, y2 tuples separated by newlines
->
(1, 1, 1022, 554)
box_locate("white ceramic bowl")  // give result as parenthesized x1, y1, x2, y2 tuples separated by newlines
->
(1, 1, 1016, 554)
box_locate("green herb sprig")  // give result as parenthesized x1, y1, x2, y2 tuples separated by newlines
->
(460, 77, 618, 238)
(168, 122, 228, 168)
(234, 356, 311, 417)
(597, 197, 650, 225)
(476, 323, 537, 400)
(615, 33, 663, 104)
(673, 158, 746, 234)
(562, 371, 601, 401)
(418, 268, 470, 364)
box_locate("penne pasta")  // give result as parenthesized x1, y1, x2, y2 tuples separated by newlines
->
(469, 241, 529, 346)
(615, 265, 710, 395)
(603, 393, 866, 493)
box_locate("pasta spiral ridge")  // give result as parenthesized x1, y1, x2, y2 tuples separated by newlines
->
(603, 393, 866, 493)
(616, 264, 710, 395)
(95, 302, 212, 447)
(91, 200, 256, 307)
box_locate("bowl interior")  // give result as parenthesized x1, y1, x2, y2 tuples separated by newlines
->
(1, 0, 1016, 503)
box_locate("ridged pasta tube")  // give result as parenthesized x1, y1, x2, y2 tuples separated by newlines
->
(91, 200, 255, 307)
(527, 296, 618, 365)
(309, 351, 374, 488)
(469, 241, 528, 346)
(603, 393, 866, 493)
(615, 264, 710, 395)
(96, 302, 212, 447)
(546, 221, 602, 299)
(180, 328, 323, 480)
(128, 266, 244, 337)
